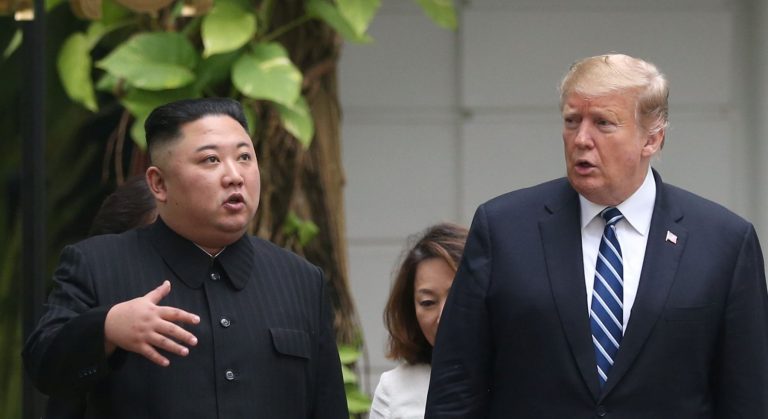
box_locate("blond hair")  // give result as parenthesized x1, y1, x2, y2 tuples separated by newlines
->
(559, 54, 669, 137)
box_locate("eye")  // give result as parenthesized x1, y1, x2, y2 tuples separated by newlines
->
(596, 119, 618, 132)
(238, 152, 252, 161)
(203, 155, 220, 164)
(563, 117, 579, 129)
(419, 300, 436, 308)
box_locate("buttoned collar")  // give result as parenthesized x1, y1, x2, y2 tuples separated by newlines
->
(579, 167, 656, 235)
(148, 217, 254, 290)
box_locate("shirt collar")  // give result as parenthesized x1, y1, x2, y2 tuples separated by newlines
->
(579, 167, 656, 235)
(148, 217, 254, 290)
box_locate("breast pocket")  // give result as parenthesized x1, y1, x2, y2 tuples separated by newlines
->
(269, 328, 312, 360)
(661, 305, 716, 347)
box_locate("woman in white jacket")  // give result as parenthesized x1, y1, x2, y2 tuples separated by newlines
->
(370, 223, 467, 419)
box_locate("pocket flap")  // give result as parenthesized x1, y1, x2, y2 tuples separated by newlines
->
(269, 328, 311, 359)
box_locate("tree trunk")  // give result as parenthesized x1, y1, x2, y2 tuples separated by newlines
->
(250, 0, 359, 344)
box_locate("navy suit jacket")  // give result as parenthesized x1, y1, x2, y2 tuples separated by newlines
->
(23, 218, 348, 418)
(425, 171, 768, 418)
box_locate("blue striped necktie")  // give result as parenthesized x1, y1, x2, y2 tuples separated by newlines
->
(590, 207, 624, 387)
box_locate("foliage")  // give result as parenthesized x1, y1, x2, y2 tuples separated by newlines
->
(338, 341, 371, 416)
(54, 0, 455, 149)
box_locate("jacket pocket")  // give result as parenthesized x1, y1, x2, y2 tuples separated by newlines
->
(269, 328, 312, 359)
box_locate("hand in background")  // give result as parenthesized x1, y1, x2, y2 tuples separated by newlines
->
(104, 280, 200, 367)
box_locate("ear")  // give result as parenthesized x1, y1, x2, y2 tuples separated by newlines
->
(641, 128, 665, 157)
(146, 166, 168, 203)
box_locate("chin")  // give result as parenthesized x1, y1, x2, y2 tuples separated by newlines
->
(218, 223, 248, 235)
(571, 182, 605, 203)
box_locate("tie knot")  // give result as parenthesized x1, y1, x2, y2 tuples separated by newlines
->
(601, 207, 624, 226)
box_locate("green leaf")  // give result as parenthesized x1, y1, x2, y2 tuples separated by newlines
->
(130, 118, 148, 150)
(341, 364, 358, 384)
(85, 22, 109, 48)
(85, 19, 134, 50)
(282, 211, 319, 247)
(337, 344, 362, 364)
(201, 0, 256, 57)
(232, 42, 302, 106)
(194, 50, 240, 93)
(297, 219, 319, 247)
(96, 32, 198, 91)
(2, 29, 22, 60)
(344, 384, 372, 414)
(336, 0, 380, 36)
(275, 96, 314, 148)
(242, 103, 257, 137)
(45, 0, 65, 11)
(95, 73, 119, 92)
(306, 0, 372, 43)
(58, 33, 98, 112)
(414, 0, 457, 30)
(101, 0, 133, 25)
(120, 86, 201, 147)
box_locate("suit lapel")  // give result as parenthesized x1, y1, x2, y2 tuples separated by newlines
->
(601, 170, 687, 397)
(539, 186, 602, 401)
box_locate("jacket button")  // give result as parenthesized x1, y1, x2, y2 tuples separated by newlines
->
(225, 369, 235, 381)
(210, 271, 220, 281)
(596, 405, 607, 417)
(220, 317, 231, 328)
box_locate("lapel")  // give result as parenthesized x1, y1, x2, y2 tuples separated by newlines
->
(539, 182, 602, 401)
(600, 169, 688, 397)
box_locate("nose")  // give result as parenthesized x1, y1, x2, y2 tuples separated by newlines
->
(574, 122, 594, 148)
(222, 160, 244, 187)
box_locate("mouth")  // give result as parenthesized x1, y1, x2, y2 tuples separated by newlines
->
(574, 159, 596, 174)
(223, 193, 246, 210)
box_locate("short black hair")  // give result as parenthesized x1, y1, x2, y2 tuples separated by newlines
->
(144, 97, 249, 162)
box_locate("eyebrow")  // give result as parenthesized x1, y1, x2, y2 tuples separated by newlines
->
(194, 142, 252, 153)
(415, 289, 437, 296)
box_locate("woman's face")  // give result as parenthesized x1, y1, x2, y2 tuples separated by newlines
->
(413, 258, 455, 346)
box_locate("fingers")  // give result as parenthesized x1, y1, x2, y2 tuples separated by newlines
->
(158, 305, 201, 326)
(104, 282, 201, 367)
(138, 343, 171, 367)
(156, 318, 199, 348)
(145, 280, 171, 304)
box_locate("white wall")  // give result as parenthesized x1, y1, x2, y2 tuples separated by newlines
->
(339, 0, 764, 391)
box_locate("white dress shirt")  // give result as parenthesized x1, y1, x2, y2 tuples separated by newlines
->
(580, 168, 656, 332)
(369, 363, 431, 419)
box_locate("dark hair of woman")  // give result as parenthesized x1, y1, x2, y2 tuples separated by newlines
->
(384, 222, 468, 365)
(89, 175, 157, 236)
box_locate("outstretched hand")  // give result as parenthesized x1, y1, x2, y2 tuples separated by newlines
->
(104, 280, 200, 367)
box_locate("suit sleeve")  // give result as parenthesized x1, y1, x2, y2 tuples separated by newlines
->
(22, 245, 113, 396)
(425, 205, 494, 418)
(311, 269, 349, 419)
(714, 225, 768, 417)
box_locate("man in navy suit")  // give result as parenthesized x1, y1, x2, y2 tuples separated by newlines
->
(425, 54, 768, 418)
(24, 98, 348, 418)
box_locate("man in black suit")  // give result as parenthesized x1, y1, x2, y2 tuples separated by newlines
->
(23, 98, 348, 418)
(425, 54, 768, 418)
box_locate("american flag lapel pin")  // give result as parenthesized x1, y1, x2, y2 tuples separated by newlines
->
(665, 230, 678, 244)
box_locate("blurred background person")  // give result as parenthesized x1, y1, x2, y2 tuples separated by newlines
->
(369, 223, 468, 419)
(89, 175, 158, 236)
